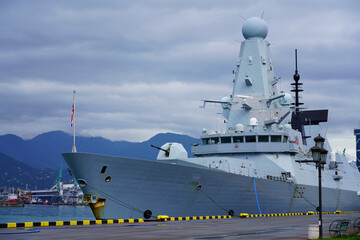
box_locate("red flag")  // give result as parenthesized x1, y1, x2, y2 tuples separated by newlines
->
(71, 105, 74, 127)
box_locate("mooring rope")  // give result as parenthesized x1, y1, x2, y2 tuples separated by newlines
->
(86, 184, 154, 218)
(197, 185, 234, 216)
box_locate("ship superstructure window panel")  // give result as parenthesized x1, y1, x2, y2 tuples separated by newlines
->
(233, 136, 244, 143)
(202, 137, 220, 145)
(271, 135, 282, 142)
(245, 136, 256, 143)
(202, 138, 210, 145)
(258, 135, 269, 142)
(221, 137, 231, 144)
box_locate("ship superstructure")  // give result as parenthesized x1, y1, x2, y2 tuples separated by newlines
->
(63, 17, 360, 220)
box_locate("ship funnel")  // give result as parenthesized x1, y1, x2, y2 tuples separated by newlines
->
(354, 129, 360, 172)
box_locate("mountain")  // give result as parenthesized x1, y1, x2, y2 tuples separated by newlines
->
(0, 152, 61, 190)
(0, 131, 200, 170)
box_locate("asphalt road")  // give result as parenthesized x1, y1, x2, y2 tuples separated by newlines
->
(1, 213, 359, 240)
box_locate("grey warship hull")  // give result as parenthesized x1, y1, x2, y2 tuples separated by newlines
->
(63, 152, 360, 219)
(63, 17, 360, 220)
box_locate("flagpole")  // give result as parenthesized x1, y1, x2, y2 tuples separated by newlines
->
(72, 90, 77, 153)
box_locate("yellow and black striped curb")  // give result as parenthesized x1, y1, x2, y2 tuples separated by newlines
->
(239, 210, 360, 218)
(159, 215, 231, 222)
(0, 216, 232, 228)
(0, 218, 144, 228)
(1, 210, 359, 228)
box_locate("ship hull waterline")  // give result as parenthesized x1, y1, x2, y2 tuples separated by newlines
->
(63, 152, 360, 220)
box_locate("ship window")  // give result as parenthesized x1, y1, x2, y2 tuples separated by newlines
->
(271, 135, 282, 142)
(245, 136, 256, 143)
(210, 137, 219, 144)
(283, 136, 288, 143)
(233, 136, 244, 143)
(258, 135, 269, 142)
(202, 138, 210, 145)
(221, 137, 231, 143)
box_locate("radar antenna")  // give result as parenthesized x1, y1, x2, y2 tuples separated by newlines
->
(291, 49, 303, 113)
(290, 49, 308, 145)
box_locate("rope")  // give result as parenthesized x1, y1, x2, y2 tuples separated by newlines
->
(89, 183, 231, 218)
(198, 187, 229, 214)
(86, 184, 153, 218)
(253, 177, 262, 214)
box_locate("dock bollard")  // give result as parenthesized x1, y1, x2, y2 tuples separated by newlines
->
(308, 224, 319, 239)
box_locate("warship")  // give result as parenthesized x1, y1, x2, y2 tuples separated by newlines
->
(63, 17, 360, 220)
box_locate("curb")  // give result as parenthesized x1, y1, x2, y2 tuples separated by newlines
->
(0, 218, 144, 228)
(1, 210, 359, 228)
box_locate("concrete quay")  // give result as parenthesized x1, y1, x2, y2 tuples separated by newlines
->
(1, 213, 359, 239)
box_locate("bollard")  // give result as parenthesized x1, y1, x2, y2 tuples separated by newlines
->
(308, 224, 319, 239)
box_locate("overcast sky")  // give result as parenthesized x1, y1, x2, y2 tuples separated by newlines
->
(0, 0, 359, 156)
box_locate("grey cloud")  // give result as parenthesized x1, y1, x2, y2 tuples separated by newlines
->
(0, 0, 359, 155)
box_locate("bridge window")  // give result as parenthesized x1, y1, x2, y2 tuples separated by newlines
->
(271, 135, 282, 142)
(202, 137, 220, 144)
(202, 138, 210, 145)
(233, 136, 244, 143)
(283, 136, 288, 143)
(221, 137, 231, 143)
(245, 136, 256, 143)
(258, 135, 269, 142)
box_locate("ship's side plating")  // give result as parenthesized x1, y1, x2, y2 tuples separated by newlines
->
(63, 151, 359, 219)
(62, 17, 360, 219)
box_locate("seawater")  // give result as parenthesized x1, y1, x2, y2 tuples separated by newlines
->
(0, 204, 95, 223)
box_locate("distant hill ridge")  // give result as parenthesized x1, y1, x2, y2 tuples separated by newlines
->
(0, 152, 60, 189)
(0, 131, 200, 170)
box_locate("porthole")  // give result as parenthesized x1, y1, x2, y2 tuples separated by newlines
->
(77, 179, 87, 188)
(105, 176, 111, 183)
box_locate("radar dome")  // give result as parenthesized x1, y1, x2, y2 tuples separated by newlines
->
(235, 123, 245, 132)
(242, 17, 268, 40)
(249, 117, 258, 126)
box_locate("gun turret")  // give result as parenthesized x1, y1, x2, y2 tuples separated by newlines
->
(151, 144, 170, 157)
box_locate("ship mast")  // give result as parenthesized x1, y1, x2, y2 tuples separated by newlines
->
(72, 90, 77, 153)
(292, 49, 303, 113)
(290, 49, 307, 145)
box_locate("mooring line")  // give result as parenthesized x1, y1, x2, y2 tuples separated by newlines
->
(86, 184, 150, 217)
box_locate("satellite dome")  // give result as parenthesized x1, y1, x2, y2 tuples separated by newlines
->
(235, 123, 245, 132)
(249, 117, 258, 126)
(242, 17, 268, 40)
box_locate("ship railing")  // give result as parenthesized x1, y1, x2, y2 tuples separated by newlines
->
(224, 165, 291, 182)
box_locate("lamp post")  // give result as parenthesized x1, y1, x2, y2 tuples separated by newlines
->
(297, 134, 328, 239)
(311, 135, 328, 239)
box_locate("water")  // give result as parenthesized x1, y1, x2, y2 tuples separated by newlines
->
(0, 204, 95, 223)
